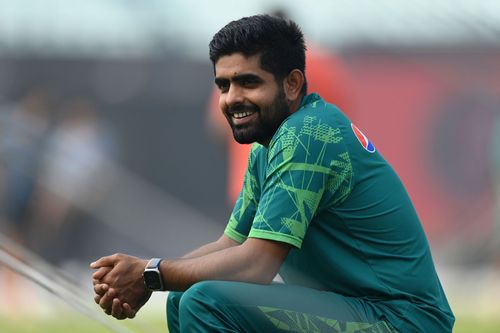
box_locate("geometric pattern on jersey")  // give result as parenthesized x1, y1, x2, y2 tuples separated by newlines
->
(247, 107, 353, 247)
(226, 144, 261, 243)
(258, 306, 398, 333)
(224, 93, 455, 332)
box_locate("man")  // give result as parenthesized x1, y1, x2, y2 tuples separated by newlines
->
(206, 10, 353, 207)
(91, 15, 455, 332)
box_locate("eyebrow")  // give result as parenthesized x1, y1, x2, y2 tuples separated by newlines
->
(214, 73, 263, 86)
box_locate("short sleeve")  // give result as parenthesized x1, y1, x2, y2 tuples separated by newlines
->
(248, 112, 352, 248)
(224, 144, 263, 243)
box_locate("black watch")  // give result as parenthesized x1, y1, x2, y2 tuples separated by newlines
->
(143, 258, 164, 291)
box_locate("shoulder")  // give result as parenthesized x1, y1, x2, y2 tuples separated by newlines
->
(248, 143, 266, 162)
(246, 142, 267, 173)
(270, 94, 348, 152)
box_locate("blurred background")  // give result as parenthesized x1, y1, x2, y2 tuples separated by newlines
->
(0, 0, 499, 332)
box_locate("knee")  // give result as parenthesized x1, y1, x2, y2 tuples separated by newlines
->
(179, 281, 226, 314)
(167, 290, 183, 309)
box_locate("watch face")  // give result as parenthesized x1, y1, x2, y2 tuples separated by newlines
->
(143, 270, 162, 290)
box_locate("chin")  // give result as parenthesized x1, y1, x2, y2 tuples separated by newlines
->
(232, 128, 258, 144)
(233, 133, 256, 144)
(231, 124, 274, 145)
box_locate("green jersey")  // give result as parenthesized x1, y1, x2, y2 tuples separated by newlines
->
(224, 93, 454, 332)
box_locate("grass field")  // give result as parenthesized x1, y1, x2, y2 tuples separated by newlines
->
(0, 313, 166, 333)
(1, 314, 499, 332)
(1, 272, 499, 333)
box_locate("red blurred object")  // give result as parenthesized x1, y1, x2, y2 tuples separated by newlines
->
(346, 51, 500, 243)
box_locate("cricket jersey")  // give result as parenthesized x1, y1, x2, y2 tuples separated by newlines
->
(224, 93, 454, 332)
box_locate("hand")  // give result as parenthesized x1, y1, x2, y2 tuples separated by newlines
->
(93, 285, 137, 320)
(92, 268, 135, 319)
(91, 253, 152, 319)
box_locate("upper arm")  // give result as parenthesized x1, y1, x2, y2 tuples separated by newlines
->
(248, 114, 352, 248)
(224, 144, 263, 243)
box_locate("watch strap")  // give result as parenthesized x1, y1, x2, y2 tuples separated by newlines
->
(147, 258, 163, 269)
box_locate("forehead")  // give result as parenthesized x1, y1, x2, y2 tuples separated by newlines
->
(214, 53, 271, 78)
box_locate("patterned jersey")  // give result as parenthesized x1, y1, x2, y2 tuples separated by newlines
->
(224, 93, 454, 332)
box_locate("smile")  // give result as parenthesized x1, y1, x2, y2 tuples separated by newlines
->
(232, 111, 256, 119)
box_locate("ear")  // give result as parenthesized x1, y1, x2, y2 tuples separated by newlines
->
(283, 69, 305, 101)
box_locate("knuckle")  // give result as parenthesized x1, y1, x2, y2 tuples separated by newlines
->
(99, 297, 109, 308)
(102, 275, 113, 285)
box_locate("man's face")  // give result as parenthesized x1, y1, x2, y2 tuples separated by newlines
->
(214, 53, 291, 146)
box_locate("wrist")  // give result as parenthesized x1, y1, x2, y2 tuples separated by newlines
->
(143, 258, 165, 291)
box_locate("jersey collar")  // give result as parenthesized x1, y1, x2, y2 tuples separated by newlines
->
(299, 93, 322, 110)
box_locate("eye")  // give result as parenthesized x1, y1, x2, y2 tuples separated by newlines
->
(217, 81, 229, 93)
(241, 78, 259, 88)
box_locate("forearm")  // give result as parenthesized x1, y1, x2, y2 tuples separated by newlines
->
(181, 234, 239, 259)
(160, 238, 290, 291)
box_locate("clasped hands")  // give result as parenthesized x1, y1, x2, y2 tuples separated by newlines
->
(90, 253, 152, 320)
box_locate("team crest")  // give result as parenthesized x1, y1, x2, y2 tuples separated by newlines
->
(351, 123, 376, 153)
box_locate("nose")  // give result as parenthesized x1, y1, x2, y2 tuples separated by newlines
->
(224, 84, 244, 107)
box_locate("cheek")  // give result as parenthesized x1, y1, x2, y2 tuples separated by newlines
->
(218, 94, 227, 113)
(261, 83, 280, 102)
(247, 89, 276, 109)
(218, 95, 232, 123)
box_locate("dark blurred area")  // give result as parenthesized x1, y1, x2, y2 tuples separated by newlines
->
(0, 53, 232, 263)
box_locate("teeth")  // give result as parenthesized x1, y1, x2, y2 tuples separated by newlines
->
(232, 111, 255, 119)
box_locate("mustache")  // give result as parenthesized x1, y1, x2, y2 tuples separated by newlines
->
(228, 103, 259, 114)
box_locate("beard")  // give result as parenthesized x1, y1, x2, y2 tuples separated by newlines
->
(228, 88, 291, 145)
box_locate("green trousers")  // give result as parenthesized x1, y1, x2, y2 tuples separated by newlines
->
(166, 281, 399, 333)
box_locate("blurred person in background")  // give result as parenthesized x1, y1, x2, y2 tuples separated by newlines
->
(91, 15, 454, 333)
(0, 88, 53, 242)
(207, 8, 353, 207)
(29, 97, 118, 263)
(0, 87, 54, 314)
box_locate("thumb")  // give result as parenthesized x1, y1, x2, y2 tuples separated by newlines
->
(92, 266, 113, 280)
(90, 255, 117, 269)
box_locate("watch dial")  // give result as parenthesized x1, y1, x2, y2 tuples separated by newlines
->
(144, 270, 162, 290)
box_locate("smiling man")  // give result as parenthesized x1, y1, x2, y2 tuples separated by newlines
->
(214, 52, 296, 147)
(91, 15, 454, 332)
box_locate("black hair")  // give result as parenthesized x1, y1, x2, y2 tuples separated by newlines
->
(209, 14, 307, 94)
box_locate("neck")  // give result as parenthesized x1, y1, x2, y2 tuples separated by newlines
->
(288, 94, 304, 115)
(258, 94, 305, 148)
(258, 139, 271, 148)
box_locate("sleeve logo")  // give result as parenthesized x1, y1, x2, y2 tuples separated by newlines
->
(351, 123, 376, 153)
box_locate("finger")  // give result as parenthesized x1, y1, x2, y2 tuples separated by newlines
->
(94, 294, 102, 305)
(99, 288, 116, 310)
(123, 303, 136, 319)
(90, 254, 119, 269)
(94, 283, 108, 296)
(92, 266, 113, 281)
(113, 312, 127, 320)
(111, 298, 123, 319)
